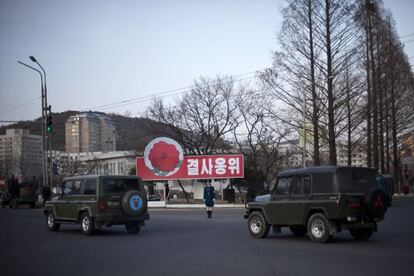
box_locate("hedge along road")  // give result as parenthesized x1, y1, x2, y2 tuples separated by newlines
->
(0, 198, 414, 276)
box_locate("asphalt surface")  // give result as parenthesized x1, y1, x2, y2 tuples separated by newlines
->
(1, 198, 414, 276)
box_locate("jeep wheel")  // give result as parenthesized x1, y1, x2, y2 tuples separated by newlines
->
(349, 228, 373, 240)
(121, 190, 147, 215)
(307, 213, 332, 243)
(289, 226, 307, 236)
(46, 212, 60, 232)
(125, 223, 141, 234)
(80, 213, 95, 235)
(248, 211, 269, 239)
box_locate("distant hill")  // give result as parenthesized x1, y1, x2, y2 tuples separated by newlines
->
(0, 111, 165, 152)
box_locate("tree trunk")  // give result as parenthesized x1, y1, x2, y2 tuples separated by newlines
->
(346, 66, 352, 166)
(365, 20, 372, 168)
(308, 0, 320, 166)
(325, 0, 337, 165)
(376, 25, 385, 173)
(368, 8, 379, 171)
(177, 180, 190, 203)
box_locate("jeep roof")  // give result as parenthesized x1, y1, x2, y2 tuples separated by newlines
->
(277, 166, 377, 194)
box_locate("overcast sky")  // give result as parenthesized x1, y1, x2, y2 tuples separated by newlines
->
(0, 0, 413, 125)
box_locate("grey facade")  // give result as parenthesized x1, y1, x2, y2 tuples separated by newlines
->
(65, 113, 116, 153)
(0, 129, 43, 180)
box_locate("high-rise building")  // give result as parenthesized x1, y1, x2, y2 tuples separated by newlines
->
(0, 129, 43, 180)
(65, 113, 116, 153)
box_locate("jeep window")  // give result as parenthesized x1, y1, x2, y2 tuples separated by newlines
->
(63, 181, 73, 195)
(292, 176, 311, 195)
(102, 178, 140, 194)
(70, 180, 82, 195)
(274, 177, 292, 195)
(83, 180, 97, 195)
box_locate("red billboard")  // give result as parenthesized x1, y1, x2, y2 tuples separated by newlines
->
(136, 137, 244, 180)
(137, 154, 244, 181)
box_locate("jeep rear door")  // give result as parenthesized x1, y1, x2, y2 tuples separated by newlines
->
(99, 177, 141, 214)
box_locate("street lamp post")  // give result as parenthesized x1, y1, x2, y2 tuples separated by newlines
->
(17, 60, 48, 188)
(29, 56, 53, 190)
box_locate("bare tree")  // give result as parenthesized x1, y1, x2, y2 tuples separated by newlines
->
(146, 76, 241, 155)
(232, 90, 291, 195)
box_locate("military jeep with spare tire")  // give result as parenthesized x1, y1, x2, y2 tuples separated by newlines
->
(44, 175, 149, 235)
(245, 167, 389, 243)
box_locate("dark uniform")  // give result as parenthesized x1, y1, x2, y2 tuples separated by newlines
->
(8, 176, 19, 199)
(203, 184, 215, 218)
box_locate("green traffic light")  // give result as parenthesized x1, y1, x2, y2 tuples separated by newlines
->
(46, 126, 53, 133)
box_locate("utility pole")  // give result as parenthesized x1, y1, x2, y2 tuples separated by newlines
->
(17, 60, 48, 188)
(18, 56, 52, 190)
(29, 56, 53, 190)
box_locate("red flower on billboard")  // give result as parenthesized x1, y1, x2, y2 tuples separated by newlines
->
(148, 141, 180, 171)
(144, 137, 184, 176)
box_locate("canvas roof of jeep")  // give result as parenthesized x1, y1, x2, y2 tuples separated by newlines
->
(277, 166, 377, 194)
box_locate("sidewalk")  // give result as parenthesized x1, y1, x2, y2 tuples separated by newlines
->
(148, 201, 245, 209)
(393, 193, 414, 200)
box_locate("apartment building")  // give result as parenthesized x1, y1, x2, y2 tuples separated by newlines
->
(65, 113, 116, 153)
(0, 129, 43, 180)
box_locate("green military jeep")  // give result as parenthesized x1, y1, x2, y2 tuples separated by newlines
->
(245, 167, 389, 243)
(44, 175, 149, 235)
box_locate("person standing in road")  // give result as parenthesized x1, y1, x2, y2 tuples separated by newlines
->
(8, 175, 19, 199)
(203, 181, 215, 218)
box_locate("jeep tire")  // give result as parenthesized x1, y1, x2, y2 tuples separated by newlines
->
(248, 211, 270, 239)
(121, 190, 147, 215)
(349, 228, 374, 240)
(125, 223, 141, 234)
(80, 213, 95, 235)
(307, 213, 332, 243)
(46, 212, 60, 232)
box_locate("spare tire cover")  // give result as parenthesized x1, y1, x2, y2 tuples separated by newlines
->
(122, 190, 147, 215)
(365, 187, 388, 218)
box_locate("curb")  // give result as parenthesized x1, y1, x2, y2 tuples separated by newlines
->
(148, 202, 244, 209)
(392, 194, 414, 200)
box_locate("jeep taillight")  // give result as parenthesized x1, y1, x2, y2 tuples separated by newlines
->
(374, 195, 384, 209)
(347, 199, 361, 209)
(98, 197, 106, 212)
(348, 202, 361, 208)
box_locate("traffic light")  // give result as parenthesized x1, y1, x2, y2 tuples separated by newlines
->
(46, 105, 53, 133)
(46, 115, 53, 133)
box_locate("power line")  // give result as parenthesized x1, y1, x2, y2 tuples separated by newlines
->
(81, 70, 265, 112)
(1, 70, 266, 124)
(402, 39, 414, 44)
(0, 96, 41, 116)
(400, 32, 414, 39)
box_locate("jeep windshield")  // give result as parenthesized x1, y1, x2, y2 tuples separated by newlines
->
(102, 178, 140, 194)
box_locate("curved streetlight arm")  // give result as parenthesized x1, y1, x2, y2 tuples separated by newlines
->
(33, 60, 47, 85)
(17, 61, 44, 86)
(29, 57, 48, 112)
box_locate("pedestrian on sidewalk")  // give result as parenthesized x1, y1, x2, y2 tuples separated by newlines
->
(203, 181, 215, 218)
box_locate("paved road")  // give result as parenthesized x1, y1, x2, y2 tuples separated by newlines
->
(1, 198, 414, 276)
